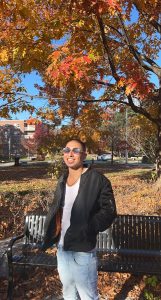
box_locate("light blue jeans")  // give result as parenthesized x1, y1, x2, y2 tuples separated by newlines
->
(57, 246, 99, 300)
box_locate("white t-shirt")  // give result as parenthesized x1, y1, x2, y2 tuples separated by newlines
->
(59, 178, 80, 246)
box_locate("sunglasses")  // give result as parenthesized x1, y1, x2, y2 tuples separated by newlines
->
(62, 147, 84, 154)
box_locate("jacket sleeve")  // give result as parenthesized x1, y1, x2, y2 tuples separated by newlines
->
(89, 175, 117, 233)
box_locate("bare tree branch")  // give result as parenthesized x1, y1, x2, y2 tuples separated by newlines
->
(92, 79, 115, 87)
(96, 11, 120, 82)
(116, 13, 160, 75)
(133, 2, 161, 34)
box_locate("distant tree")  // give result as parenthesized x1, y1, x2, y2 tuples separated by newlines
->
(43, 102, 105, 154)
(33, 123, 49, 155)
(21, 137, 37, 157)
(128, 115, 158, 162)
(22, 121, 49, 157)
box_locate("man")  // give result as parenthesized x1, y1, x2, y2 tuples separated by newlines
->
(42, 138, 117, 300)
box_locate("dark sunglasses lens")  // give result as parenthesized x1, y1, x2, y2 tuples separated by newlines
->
(63, 147, 70, 153)
(73, 148, 81, 153)
(62, 147, 82, 154)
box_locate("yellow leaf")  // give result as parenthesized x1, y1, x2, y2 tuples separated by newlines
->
(0, 49, 8, 63)
(22, 49, 26, 58)
(77, 20, 85, 27)
(118, 78, 125, 88)
(13, 47, 19, 60)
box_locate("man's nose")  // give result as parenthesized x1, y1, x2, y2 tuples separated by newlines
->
(69, 150, 74, 155)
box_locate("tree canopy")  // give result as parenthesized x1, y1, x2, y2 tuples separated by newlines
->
(0, 0, 161, 175)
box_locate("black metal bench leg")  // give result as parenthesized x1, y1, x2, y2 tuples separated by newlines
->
(7, 247, 14, 300)
(7, 265, 14, 300)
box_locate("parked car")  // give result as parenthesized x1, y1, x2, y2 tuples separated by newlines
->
(30, 156, 37, 161)
(97, 153, 112, 161)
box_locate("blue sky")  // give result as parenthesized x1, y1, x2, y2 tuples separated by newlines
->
(11, 72, 45, 120)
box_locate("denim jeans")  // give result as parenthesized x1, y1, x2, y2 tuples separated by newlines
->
(57, 246, 99, 300)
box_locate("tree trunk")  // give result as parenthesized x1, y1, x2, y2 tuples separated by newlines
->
(14, 156, 20, 166)
(156, 125, 161, 178)
(111, 137, 114, 165)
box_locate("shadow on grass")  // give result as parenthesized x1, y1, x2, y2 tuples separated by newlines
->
(91, 162, 153, 175)
(113, 274, 161, 300)
(0, 165, 50, 182)
(0, 162, 153, 183)
(113, 274, 143, 300)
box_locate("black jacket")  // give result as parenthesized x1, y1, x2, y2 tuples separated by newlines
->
(42, 167, 117, 252)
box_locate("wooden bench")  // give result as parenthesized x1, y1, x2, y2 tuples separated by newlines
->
(6, 214, 161, 300)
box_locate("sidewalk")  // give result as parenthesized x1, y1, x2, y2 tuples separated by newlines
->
(43, 296, 63, 300)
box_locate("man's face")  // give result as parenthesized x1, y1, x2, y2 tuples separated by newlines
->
(63, 140, 87, 169)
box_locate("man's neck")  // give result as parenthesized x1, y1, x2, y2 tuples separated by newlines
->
(67, 167, 83, 186)
(68, 166, 83, 177)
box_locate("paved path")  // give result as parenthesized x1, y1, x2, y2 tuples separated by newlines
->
(43, 296, 63, 300)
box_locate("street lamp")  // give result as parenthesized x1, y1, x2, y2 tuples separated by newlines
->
(4, 129, 11, 160)
(125, 108, 128, 164)
(28, 147, 30, 159)
(8, 136, 11, 160)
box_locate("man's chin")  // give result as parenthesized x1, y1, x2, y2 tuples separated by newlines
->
(67, 164, 82, 170)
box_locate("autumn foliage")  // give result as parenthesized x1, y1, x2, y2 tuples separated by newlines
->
(0, 0, 161, 175)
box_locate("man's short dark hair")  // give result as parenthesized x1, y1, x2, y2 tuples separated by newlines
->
(66, 138, 86, 152)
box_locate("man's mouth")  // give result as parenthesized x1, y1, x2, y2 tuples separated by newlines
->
(67, 158, 75, 162)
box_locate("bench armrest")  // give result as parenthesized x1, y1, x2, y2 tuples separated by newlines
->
(8, 233, 25, 248)
(7, 221, 32, 258)
(7, 233, 25, 262)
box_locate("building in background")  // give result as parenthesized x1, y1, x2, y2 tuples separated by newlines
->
(0, 118, 48, 159)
